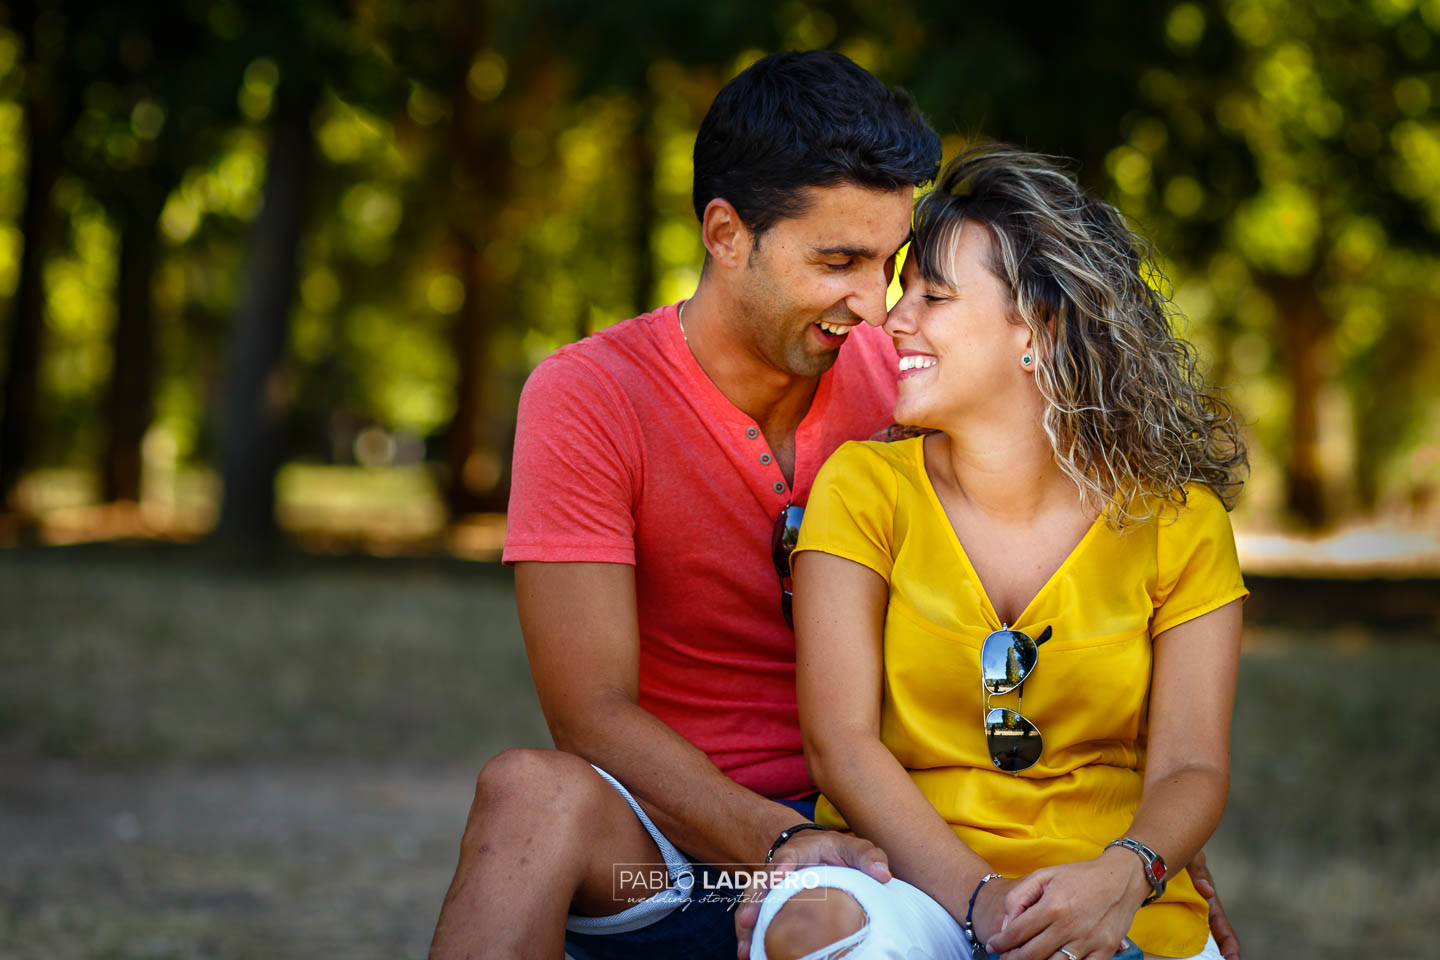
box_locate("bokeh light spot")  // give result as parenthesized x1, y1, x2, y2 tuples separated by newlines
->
(130, 100, 165, 140)
(426, 274, 465, 314)
(1164, 176, 1206, 217)
(467, 52, 507, 102)
(1394, 77, 1432, 116)
(1166, 4, 1207, 51)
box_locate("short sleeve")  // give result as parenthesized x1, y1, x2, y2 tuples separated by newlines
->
(1151, 484, 1249, 636)
(502, 354, 641, 565)
(793, 441, 898, 582)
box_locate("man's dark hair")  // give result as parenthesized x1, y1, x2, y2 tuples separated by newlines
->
(692, 50, 941, 241)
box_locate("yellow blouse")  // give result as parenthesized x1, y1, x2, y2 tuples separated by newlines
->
(795, 438, 1248, 958)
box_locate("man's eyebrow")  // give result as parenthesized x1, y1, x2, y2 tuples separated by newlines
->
(813, 230, 913, 260)
(812, 245, 877, 258)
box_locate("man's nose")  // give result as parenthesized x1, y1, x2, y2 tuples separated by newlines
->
(849, 266, 891, 327)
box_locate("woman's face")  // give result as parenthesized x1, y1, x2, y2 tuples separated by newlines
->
(884, 219, 1034, 430)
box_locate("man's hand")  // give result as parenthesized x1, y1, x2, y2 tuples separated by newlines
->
(733, 830, 890, 960)
(1188, 849, 1240, 960)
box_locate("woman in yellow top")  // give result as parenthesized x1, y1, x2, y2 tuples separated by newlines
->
(748, 145, 1248, 960)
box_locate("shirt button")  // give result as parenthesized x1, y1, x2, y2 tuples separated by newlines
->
(773, 481, 786, 493)
(746, 427, 759, 439)
(760, 453, 771, 464)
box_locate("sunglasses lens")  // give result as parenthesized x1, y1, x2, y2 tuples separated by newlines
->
(980, 629, 1038, 696)
(985, 707, 1042, 772)
(771, 505, 805, 578)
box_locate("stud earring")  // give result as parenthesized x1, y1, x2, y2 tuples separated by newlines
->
(1022, 354, 1033, 366)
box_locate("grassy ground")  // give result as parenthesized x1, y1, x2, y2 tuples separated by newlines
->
(1, 546, 1436, 959)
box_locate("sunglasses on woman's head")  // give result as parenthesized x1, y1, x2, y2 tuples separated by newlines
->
(770, 505, 805, 627)
(980, 623, 1053, 773)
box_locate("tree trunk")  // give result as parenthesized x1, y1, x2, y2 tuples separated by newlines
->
(630, 88, 657, 319)
(212, 89, 316, 558)
(0, 86, 61, 509)
(101, 190, 165, 503)
(442, 230, 504, 516)
(1271, 274, 1328, 529)
(440, 14, 514, 518)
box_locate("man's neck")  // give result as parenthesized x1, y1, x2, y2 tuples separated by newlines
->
(679, 288, 820, 441)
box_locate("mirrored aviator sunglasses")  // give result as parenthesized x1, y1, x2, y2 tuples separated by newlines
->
(980, 624, 1053, 773)
(770, 505, 805, 627)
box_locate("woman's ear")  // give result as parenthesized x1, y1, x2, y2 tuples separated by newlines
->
(1019, 322, 1038, 371)
(1020, 310, 1058, 371)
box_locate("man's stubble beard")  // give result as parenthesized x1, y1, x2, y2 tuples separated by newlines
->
(737, 260, 840, 380)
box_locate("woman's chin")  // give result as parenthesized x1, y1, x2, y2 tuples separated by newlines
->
(890, 405, 937, 431)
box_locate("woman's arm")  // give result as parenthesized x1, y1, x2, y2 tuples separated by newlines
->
(793, 550, 1013, 929)
(986, 598, 1244, 960)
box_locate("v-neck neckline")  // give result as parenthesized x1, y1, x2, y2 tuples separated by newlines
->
(911, 434, 1104, 630)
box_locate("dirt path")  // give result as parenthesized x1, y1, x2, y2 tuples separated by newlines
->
(0, 761, 477, 960)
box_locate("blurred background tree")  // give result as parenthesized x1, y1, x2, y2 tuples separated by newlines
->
(0, 0, 1436, 558)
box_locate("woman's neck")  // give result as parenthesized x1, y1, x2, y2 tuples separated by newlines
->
(933, 407, 1076, 524)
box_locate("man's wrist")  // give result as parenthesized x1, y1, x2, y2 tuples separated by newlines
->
(752, 803, 819, 864)
(766, 822, 825, 862)
(966, 873, 1006, 943)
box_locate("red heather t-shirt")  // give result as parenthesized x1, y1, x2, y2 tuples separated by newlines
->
(503, 303, 898, 799)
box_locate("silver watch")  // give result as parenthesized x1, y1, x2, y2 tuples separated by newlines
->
(1107, 836, 1168, 905)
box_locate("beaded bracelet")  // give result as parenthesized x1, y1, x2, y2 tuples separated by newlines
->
(963, 872, 1004, 959)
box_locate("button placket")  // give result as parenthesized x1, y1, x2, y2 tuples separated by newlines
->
(744, 424, 785, 496)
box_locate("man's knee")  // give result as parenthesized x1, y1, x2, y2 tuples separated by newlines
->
(468, 748, 606, 832)
(762, 890, 867, 960)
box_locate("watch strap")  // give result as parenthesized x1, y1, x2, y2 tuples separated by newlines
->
(1107, 837, 1168, 905)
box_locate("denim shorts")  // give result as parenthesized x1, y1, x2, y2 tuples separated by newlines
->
(562, 765, 817, 960)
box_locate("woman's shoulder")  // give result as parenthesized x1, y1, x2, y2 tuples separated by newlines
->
(1150, 481, 1233, 530)
(818, 436, 925, 485)
(1147, 482, 1243, 575)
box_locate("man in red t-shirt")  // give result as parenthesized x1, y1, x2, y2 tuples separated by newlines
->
(429, 51, 933, 960)
(431, 51, 1240, 960)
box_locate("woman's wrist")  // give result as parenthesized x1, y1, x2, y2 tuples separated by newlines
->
(1099, 845, 1157, 908)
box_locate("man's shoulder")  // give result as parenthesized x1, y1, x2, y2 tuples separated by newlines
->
(521, 307, 671, 403)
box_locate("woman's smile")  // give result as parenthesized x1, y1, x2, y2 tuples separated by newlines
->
(897, 349, 938, 379)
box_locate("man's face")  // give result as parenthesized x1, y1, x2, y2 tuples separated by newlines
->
(734, 184, 914, 378)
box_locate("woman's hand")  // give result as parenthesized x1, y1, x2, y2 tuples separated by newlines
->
(982, 848, 1151, 960)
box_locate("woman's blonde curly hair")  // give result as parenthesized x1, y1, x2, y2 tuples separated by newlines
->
(910, 143, 1247, 525)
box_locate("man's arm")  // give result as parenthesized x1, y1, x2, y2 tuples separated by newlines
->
(517, 560, 892, 873)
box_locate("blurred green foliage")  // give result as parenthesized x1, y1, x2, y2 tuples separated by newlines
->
(0, 0, 1436, 542)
